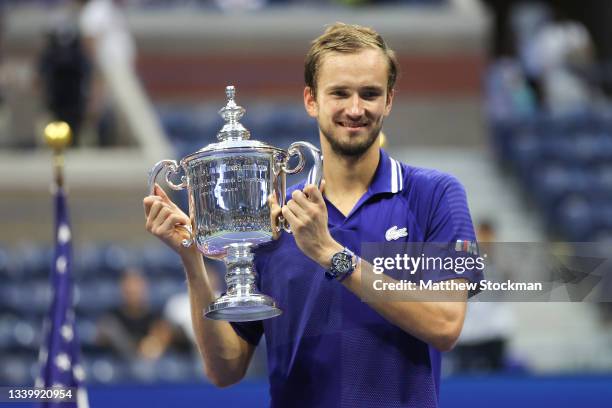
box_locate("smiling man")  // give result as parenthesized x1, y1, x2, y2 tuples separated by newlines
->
(144, 23, 482, 407)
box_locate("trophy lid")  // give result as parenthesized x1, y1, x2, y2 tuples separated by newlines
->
(181, 85, 285, 163)
(217, 85, 251, 142)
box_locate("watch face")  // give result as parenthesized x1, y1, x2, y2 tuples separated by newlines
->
(332, 252, 352, 274)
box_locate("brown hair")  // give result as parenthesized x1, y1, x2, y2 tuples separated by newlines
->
(304, 22, 398, 96)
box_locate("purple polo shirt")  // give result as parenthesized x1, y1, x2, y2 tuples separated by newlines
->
(231, 149, 480, 407)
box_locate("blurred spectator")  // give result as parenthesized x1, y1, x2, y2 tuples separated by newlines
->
(78, 0, 135, 68)
(77, 0, 133, 147)
(486, 58, 536, 121)
(97, 268, 176, 360)
(77, 0, 168, 150)
(452, 221, 515, 374)
(484, 1, 610, 107)
(37, 25, 91, 146)
(518, 7, 597, 115)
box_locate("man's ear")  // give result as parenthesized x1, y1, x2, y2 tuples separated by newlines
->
(384, 88, 394, 116)
(304, 87, 318, 118)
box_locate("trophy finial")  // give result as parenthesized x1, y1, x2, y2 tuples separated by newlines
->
(226, 85, 236, 101)
(217, 85, 250, 141)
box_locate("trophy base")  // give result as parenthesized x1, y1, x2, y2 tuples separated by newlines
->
(205, 293, 282, 322)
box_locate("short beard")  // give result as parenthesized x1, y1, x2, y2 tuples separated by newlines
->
(321, 124, 381, 158)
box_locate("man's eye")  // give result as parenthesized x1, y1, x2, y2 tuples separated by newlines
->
(332, 90, 348, 97)
(361, 91, 381, 100)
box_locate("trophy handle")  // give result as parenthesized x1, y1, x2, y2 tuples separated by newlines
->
(279, 142, 323, 234)
(147, 160, 194, 248)
(148, 159, 187, 194)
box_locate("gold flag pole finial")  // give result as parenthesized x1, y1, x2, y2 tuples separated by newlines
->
(44, 121, 72, 189)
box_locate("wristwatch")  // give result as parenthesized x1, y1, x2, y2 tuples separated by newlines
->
(325, 247, 358, 282)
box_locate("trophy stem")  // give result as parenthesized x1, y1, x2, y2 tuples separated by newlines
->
(204, 243, 282, 322)
(225, 243, 257, 297)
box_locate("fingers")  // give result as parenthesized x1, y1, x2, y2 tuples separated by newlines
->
(146, 203, 170, 232)
(154, 183, 178, 208)
(268, 184, 327, 234)
(143, 195, 160, 218)
(291, 189, 311, 208)
(150, 203, 189, 236)
(268, 190, 279, 207)
(145, 199, 166, 226)
(158, 212, 190, 237)
(281, 204, 301, 231)
(303, 183, 324, 204)
(144, 195, 188, 233)
(268, 192, 282, 237)
(289, 186, 324, 219)
(144, 183, 181, 219)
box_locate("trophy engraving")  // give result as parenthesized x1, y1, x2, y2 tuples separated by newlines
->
(148, 85, 322, 322)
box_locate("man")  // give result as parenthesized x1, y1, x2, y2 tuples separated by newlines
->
(144, 23, 481, 407)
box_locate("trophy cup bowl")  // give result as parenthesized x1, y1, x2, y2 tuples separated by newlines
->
(148, 85, 322, 322)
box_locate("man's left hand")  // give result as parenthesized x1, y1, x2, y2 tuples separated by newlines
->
(281, 181, 342, 268)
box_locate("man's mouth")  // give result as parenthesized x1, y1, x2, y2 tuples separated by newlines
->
(337, 121, 368, 130)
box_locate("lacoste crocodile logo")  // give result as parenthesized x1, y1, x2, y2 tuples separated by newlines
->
(385, 226, 408, 241)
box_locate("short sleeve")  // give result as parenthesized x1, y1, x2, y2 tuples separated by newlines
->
(230, 320, 264, 346)
(421, 174, 483, 289)
(426, 174, 476, 243)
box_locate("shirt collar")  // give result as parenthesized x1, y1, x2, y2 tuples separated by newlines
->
(368, 148, 404, 195)
(303, 148, 404, 194)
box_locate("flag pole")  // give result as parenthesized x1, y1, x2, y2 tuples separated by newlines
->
(38, 121, 89, 407)
(44, 121, 72, 189)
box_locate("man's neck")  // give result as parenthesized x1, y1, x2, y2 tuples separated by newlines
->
(320, 139, 379, 210)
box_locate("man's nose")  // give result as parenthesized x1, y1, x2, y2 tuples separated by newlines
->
(346, 94, 364, 117)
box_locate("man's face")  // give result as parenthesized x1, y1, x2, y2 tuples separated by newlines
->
(304, 48, 394, 158)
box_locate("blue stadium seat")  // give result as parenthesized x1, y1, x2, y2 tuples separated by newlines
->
(3, 281, 52, 317)
(0, 353, 36, 386)
(494, 107, 612, 240)
(149, 279, 186, 310)
(0, 315, 18, 349)
(596, 165, 612, 197)
(556, 196, 595, 241)
(83, 354, 130, 384)
(154, 354, 202, 382)
(75, 279, 122, 316)
(0, 314, 40, 353)
(76, 318, 104, 353)
(141, 245, 184, 279)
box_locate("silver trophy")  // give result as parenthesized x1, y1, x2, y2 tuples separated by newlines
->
(148, 85, 322, 322)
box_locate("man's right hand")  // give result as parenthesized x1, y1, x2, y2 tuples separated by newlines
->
(143, 184, 194, 256)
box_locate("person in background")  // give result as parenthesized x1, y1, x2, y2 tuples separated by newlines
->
(76, 0, 134, 147)
(97, 268, 174, 360)
(77, 0, 168, 151)
(37, 25, 91, 146)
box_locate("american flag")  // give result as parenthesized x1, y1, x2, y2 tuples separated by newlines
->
(36, 187, 89, 407)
